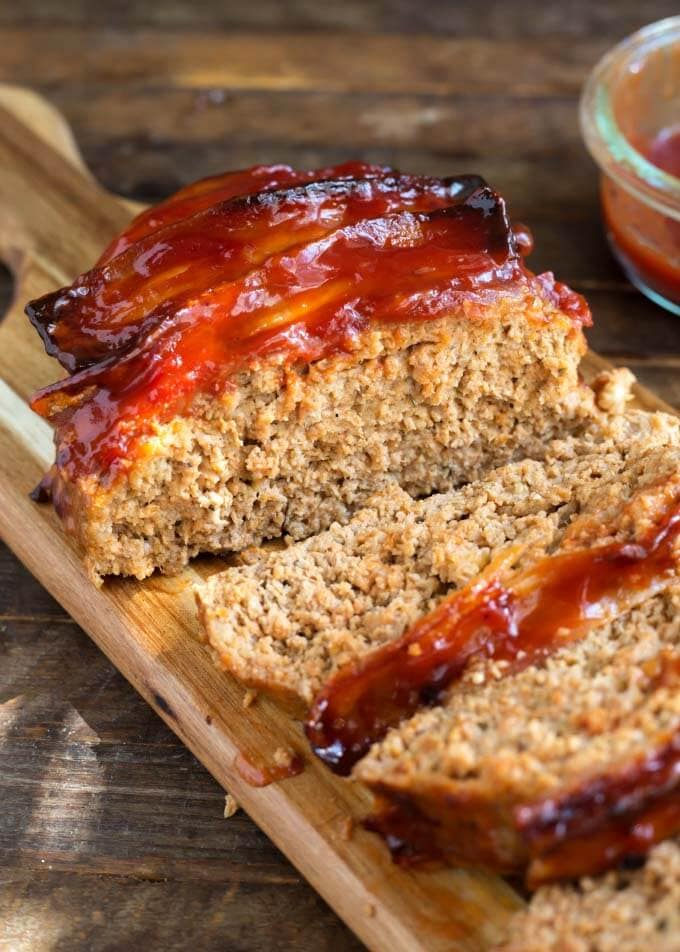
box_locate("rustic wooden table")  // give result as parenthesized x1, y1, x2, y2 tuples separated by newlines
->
(2, 2, 679, 949)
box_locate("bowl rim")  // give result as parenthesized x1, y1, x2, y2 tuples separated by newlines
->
(580, 15, 680, 220)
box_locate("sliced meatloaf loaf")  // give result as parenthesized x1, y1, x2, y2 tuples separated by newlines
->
(352, 476, 680, 885)
(27, 164, 593, 581)
(197, 410, 680, 715)
(496, 838, 680, 952)
(355, 583, 679, 885)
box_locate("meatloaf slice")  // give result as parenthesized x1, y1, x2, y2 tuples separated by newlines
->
(353, 536, 680, 885)
(197, 410, 680, 715)
(27, 165, 594, 581)
(496, 838, 680, 952)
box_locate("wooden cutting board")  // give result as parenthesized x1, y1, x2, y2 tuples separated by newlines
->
(0, 84, 676, 952)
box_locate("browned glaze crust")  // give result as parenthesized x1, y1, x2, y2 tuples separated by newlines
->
(26, 164, 588, 489)
(307, 499, 680, 774)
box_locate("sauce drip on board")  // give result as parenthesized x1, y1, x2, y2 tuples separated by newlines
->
(234, 750, 305, 787)
(26, 165, 589, 489)
(306, 500, 680, 775)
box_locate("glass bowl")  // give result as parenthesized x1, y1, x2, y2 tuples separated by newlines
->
(580, 16, 680, 315)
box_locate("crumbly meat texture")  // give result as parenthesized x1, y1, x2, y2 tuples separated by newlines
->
(496, 839, 680, 952)
(197, 410, 680, 712)
(55, 294, 592, 582)
(355, 582, 680, 878)
(353, 448, 680, 882)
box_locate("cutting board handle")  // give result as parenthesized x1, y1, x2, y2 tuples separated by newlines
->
(0, 85, 133, 282)
(0, 86, 142, 398)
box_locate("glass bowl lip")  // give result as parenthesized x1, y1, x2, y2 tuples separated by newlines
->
(580, 15, 680, 220)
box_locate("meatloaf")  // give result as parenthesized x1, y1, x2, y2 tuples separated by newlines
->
(27, 163, 593, 581)
(497, 838, 680, 952)
(351, 464, 680, 885)
(355, 582, 679, 885)
(197, 409, 680, 716)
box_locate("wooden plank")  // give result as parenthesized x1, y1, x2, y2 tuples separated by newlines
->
(598, 361, 680, 412)
(46, 88, 584, 156)
(584, 289, 680, 361)
(0, 612, 300, 887)
(580, 350, 679, 416)
(0, 542, 64, 618)
(0, 29, 607, 96)
(1, 542, 335, 946)
(0, 870, 362, 951)
(0, 0, 671, 39)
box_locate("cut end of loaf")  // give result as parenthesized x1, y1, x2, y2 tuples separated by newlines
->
(26, 161, 595, 580)
(197, 409, 680, 712)
(51, 298, 593, 582)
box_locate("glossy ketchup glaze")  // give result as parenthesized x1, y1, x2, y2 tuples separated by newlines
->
(306, 499, 680, 775)
(97, 161, 392, 263)
(365, 742, 680, 883)
(529, 791, 680, 886)
(522, 722, 680, 885)
(27, 165, 589, 491)
(31, 169, 476, 372)
(518, 655, 680, 852)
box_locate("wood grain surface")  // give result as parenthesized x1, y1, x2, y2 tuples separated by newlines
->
(1, 3, 680, 951)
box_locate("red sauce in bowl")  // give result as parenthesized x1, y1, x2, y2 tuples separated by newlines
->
(602, 126, 680, 309)
(646, 126, 680, 179)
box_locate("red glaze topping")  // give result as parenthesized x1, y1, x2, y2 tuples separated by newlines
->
(521, 718, 680, 885)
(306, 500, 680, 775)
(27, 165, 590, 485)
(526, 785, 680, 887)
(98, 162, 392, 264)
(364, 744, 680, 884)
(28, 170, 487, 372)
